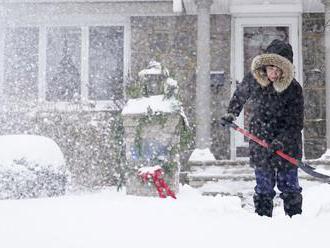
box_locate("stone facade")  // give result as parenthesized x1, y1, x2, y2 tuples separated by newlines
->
(130, 14, 232, 160)
(302, 13, 327, 159)
(123, 113, 181, 196)
(131, 15, 197, 125)
(210, 14, 232, 160)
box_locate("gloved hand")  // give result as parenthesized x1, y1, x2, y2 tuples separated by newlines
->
(220, 113, 236, 128)
(268, 139, 284, 157)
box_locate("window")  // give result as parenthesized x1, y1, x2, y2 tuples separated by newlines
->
(89, 26, 124, 101)
(46, 27, 81, 102)
(4, 27, 39, 101)
(3, 24, 126, 108)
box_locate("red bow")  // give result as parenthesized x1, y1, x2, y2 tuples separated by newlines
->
(138, 166, 176, 199)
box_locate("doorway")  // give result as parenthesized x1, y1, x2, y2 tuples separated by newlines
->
(231, 16, 301, 160)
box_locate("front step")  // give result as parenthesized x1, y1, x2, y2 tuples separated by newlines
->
(181, 159, 330, 196)
(182, 159, 251, 186)
(187, 165, 255, 188)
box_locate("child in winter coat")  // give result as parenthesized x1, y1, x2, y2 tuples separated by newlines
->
(221, 39, 304, 217)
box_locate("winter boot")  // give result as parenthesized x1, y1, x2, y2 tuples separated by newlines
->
(253, 194, 274, 217)
(280, 192, 302, 217)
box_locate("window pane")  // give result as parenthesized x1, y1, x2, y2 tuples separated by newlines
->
(243, 26, 289, 141)
(46, 27, 81, 102)
(243, 26, 289, 75)
(4, 27, 39, 101)
(89, 26, 124, 101)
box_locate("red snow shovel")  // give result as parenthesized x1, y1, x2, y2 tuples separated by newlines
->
(226, 122, 330, 182)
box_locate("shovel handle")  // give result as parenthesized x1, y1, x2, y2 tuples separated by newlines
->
(229, 123, 299, 167)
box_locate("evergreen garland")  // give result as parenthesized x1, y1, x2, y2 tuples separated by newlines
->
(133, 108, 193, 175)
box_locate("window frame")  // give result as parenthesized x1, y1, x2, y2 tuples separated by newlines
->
(0, 14, 131, 111)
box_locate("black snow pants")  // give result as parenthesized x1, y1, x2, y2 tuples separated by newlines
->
(253, 166, 302, 217)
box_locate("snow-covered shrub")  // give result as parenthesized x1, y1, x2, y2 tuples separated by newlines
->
(0, 135, 70, 199)
(35, 111, 125, 188)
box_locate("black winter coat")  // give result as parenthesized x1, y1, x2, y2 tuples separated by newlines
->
(227, 72, 304, 168)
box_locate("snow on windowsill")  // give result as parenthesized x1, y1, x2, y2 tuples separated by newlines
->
(37, 100, 124, 112)
(0, 100, 125, 113)
(121, 95, 181, 115)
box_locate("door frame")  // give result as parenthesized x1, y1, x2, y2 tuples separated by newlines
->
(230, 14, 302, 160)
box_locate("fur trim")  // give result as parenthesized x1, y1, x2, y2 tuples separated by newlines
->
(251, 53, 294, 93)
(226, 113, 237, 120)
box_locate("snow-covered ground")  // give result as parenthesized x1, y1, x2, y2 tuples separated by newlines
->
(0, 129, 329, 247)
(1, 182, 330, 248)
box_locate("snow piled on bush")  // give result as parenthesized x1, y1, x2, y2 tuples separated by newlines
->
(0, 135, 69, 199)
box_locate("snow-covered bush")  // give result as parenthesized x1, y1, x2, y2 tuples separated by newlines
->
(34, 111, 125, 188)
(0, 135, 70, 199)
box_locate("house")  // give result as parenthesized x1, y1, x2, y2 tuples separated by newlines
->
(0, 0, 329, 187)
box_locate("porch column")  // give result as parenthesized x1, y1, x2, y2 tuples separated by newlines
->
(322, 0, 330, 158)
(192, 0, 215, 160)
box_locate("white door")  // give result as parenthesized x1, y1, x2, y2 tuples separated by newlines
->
(231, 16, 301, 160)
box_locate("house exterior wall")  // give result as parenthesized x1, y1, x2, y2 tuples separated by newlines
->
(0, 2, 327, 187)
(0, 12, 231, 186)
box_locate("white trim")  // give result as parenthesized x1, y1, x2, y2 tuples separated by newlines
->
(230, 4, 303, 15)
(173, 0, 183, 13)
(298, 13, 304, 90)
(38, 26, 47, 102)
(302, 0, 325, 13)
(2, 0, 323, 15)
(0, 7, 5, 97)
(233, 16, 245, 151)
(0, 26, 5, 97)
(0, 0, 171, 3)
(123, 16, 131, 101)
(36, 100, 123, 112)
(230, 15, 236, 160)
(298, 13, 305, 160)
(183, 0, 325, 14)
(1, 3, 180, 19)
(4, 14, 128, 27)
(231, 15, 302, 159)
(81, 26, 89, 102)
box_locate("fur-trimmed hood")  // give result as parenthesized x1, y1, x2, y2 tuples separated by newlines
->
(251, 39, 295, 93)
(251, 53, 294, 93)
